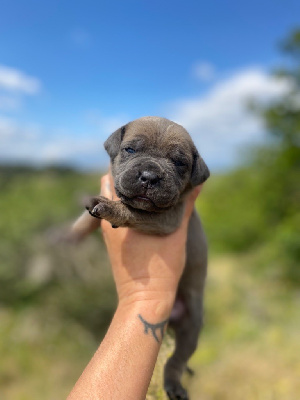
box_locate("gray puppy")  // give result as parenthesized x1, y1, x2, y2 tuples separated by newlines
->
(71, 116, 209, 400)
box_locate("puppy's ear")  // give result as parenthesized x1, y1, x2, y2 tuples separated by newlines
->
(191, 149, 210, 186)
(104, 125, 126, 160)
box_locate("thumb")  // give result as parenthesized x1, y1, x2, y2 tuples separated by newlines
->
(181, 185, 203, 228)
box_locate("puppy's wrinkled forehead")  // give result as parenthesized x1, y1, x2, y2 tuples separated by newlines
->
(123, 117, 193, 153)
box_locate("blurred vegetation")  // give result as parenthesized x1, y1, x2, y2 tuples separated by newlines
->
(0, 165, 117, 334)
(198, 28, 300, 284)
(0, 30, 299, 399)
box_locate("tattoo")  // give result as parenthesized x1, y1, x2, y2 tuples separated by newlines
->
(138, 314, 169, 343)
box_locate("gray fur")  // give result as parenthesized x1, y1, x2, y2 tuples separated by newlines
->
(70, 116, 209, 400)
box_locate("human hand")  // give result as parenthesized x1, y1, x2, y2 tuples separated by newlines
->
(100, 173, 202, 318)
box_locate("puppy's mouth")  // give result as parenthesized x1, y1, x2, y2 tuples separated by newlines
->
(115, 188, 163, 211)
(123, 193, 157, 207)
(135, 195, 152, 202)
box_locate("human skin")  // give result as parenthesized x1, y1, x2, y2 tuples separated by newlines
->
(67, 174, 202, 400)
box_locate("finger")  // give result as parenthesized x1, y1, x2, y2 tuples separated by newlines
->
(100, 172, 120, 202)
(100, 174, 112, 199)
(190, 184, 202, 203)
(108, 172, 119, 200)
(182, 184, 203, 224)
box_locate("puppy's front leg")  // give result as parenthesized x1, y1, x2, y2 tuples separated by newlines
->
(85, 196, 134, 228)
(86, 196, 185, 234)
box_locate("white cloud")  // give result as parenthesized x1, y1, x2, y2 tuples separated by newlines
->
(167, 67, 291, 169)
(85, 111, 129, 134)
(0, 65, 292, 171)
(193, 62, 215, 82)
(0, 94, 20, 110)
(0, 114, 126, 169)
(0, 128, 107, 168)
(0, 115, 17, 138)
(0, 65, 112, 169)
(0, 115, 40, 140)
(0, 65, 41, 94)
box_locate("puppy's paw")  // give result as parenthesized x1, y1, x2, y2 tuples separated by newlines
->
(85, 196, 112, 219)
(165, 380, 189, 400)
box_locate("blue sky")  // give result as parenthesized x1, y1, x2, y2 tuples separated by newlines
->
(0, 0, 299, 170)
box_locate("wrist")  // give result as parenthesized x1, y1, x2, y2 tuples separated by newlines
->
(118, 293, 175, 321)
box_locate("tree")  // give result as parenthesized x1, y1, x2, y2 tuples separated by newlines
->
(252, 29, 300, 283)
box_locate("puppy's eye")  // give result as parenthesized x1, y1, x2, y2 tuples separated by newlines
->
(173, 159, 186, 167)
(125, 147, 136, 154)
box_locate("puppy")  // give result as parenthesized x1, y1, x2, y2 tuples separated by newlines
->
(70, 116, 209, 400)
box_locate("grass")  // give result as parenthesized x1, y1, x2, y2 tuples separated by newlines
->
(148, 256, 300, 400)
(187, 256, 300, 400)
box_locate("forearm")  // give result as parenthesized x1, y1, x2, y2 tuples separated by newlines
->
(67, 299, 172, 400)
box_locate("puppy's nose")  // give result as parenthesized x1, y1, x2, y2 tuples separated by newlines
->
(139, 170, 160, 187)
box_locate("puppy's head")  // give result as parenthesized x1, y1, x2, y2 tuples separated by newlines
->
(104, 116, 209, 212)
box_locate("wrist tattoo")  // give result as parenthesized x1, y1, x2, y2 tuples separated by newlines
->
(138, 314, 169, 343)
